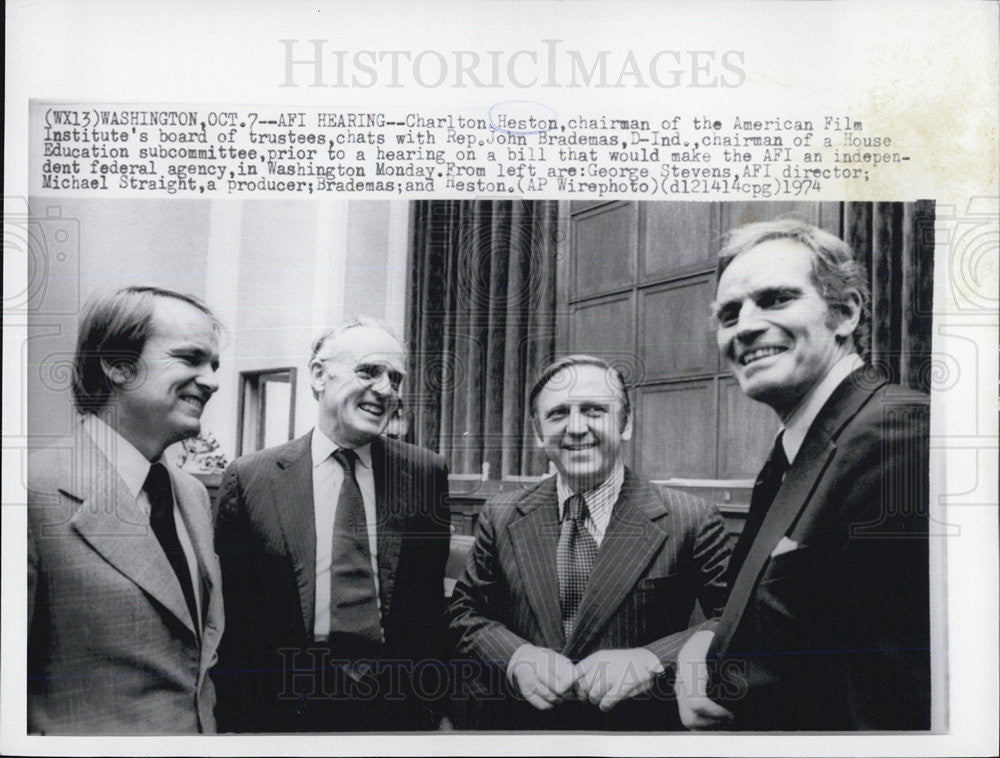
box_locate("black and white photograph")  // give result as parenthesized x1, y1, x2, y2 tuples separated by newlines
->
(4, 2, 997, 756)
(15, 196, 943, 733)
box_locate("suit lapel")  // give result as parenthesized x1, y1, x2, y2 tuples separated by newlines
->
(269, 433, 317, 637)
(507, 479, 565, 651)
(711, 436, 836, 655)
(172, 468, 224, 668)
(371, 437, 409, 621)
(566, 471, 668, 658)
(67, 431, 197, 638)
(712, 375, 883, 656)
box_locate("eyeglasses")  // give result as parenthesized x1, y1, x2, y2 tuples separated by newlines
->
(315, 357, 405, 391)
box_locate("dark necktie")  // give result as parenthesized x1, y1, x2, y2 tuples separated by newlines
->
(328, 449, 382, 656)
(557, 493, 599, 640)
(144, 462, 200, 636)
(726, 433, 790, 588)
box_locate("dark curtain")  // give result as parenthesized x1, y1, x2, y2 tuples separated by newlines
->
(844, 200, 935, 392)
(405, 200, 559, 478)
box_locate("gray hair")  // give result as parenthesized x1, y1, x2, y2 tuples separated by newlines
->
(310, 316, 404, 362)
(308, 316, 405, 400)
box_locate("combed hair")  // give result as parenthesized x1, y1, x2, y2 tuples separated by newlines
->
(72, 286, 220, 414)
(528, 354, 631, 427)
(718, 218, 871, 356)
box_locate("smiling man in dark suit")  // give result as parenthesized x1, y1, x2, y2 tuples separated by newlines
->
(28, 286, 224, 734)
(675, 219, 931, 731)
(449, 354, 731, 730)
(214, 317, 450, 732)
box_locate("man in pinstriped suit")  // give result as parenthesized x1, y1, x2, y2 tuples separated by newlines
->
(448, 354, 731, 730)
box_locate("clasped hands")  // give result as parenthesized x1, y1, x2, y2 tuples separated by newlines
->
(508, 644, 665, 712)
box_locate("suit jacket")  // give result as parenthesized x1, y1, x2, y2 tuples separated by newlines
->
(213, 431, 450, 732)
(27, 425, 224, 734)
(708, 375, 931, 730)
(448, 468, 731, 730)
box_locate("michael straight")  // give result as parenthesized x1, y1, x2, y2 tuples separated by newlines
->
(28, 287, 224, 734)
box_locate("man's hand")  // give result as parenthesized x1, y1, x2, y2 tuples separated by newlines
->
(574, 647, 665, 712)
(674, 630, 734, 729)
(507, 644, 580, 711)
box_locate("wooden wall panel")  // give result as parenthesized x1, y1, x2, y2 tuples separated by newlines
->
(573, 202, 637, 297)
(569, 294, 636, 374)
(642, 202, 715, 279)
(570, 200, 609, 214)
(636, 381, 716, 479)
(639, 277, 717, 380)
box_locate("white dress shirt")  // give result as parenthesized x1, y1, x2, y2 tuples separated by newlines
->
(311, 427, 381, 641)
(554, 459, 625, 548)
(82, 414, 203, 622)
(781, 352, 865, 464)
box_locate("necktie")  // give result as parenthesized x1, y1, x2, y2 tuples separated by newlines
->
(328, 449, 382, 657)
(726, 433, 789, 587)
(144, 462, 200, 636)
(557, 493, 599, 640)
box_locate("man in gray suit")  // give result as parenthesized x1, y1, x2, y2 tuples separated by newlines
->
(449, 355, 731, 730)
(28, 286, 224, 734)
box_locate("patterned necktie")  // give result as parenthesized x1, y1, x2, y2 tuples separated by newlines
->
(726, 433, 789, 587)
(557, 493, 599, 640)
(144, 462, 200, 636)
(328, 449, 382, 655)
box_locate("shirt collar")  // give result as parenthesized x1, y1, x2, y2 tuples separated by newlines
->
(82, 414, 157, 498)
(556, 459, 625, 518)
(782, 353, 864, 463)
(311, 426, 372, 469)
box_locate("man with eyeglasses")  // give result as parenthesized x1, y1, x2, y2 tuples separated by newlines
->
(214, 317, 451, 732)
